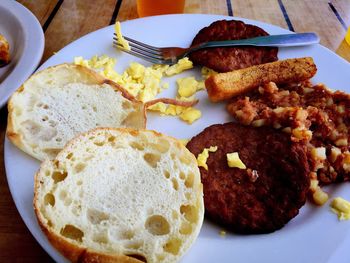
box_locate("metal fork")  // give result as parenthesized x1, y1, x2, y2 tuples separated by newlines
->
(113, 32, 319, 65)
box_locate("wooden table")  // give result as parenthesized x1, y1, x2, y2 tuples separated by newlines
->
(1, 0, 349, 261)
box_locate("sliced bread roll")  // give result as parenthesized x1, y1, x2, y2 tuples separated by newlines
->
(34, 128, 204, 263)
(7, 64, 145, 161)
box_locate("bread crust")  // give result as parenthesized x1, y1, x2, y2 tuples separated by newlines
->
(34, 127, 204, 263)
(205, 57, 317, 102)
(7, 63, 146, 161)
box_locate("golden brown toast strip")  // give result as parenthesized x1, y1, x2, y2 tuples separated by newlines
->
(205, 57, 317, 102)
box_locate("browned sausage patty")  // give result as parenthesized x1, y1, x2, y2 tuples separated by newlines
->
(186, 123, 310, 234)
(189, 20, 278, 72)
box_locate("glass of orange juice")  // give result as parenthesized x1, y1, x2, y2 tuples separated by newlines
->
(345, 27, 350, 46)
(137, 0, 185, 17)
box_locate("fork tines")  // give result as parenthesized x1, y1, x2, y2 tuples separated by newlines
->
(113, 34, 171, 64)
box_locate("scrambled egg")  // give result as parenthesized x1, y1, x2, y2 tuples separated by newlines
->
(197, 146, 218, 170)
(201, 66, 217, 79)
(115, 22, 130, 50)
(165, 57, 193, 76)
(227, 152, 246, 169)
(75, 22, 202, 124)
(177, 77, 204, 97)
(179, 107, 201, 124)
(331, 197, 350, 220)
(148, 75, 204, 124)
(75, 56, 166, 102)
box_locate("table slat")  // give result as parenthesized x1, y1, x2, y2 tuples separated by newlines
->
(282, 0, 346, 50)
(43, 0, 118, 62)
(17, 0, 59, 26)
(232, 0, 288, 29)
(331, 0, 350, 27)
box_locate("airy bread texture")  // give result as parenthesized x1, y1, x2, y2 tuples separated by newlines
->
(7, 64, 145, 161)
(34, 128, 204, 263)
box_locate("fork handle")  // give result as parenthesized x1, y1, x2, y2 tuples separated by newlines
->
(192, 33, 320, 51)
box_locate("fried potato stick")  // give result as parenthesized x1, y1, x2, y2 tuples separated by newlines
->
(205, 57, 317, 102)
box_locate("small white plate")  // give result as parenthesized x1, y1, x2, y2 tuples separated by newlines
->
(4, 14, 350, 263)
(0, 0, 44, 108)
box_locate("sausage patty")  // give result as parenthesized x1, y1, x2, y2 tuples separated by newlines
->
(186, 122, 310, 234)
(189, 20, 278, 72)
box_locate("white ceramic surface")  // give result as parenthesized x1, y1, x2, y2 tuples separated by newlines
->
(4, 14, 350, 263)
(0, 0, 44, 108)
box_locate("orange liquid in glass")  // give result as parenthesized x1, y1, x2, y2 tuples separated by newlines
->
(137, 0, 185, 17)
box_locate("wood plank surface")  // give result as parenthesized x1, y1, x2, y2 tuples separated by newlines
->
(184, 0, 230, 15)
(282, 0, 346, 50)
(1, 0, 350, 262)
(43, 0, 118, 62)
(232, 0, 288, 29)
(331, 0, 350, 26)
(17, 0, 59, 26)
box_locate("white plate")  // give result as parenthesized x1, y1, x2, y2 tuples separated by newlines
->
(4, 14, 350, 263)
(0, 0, 44, 108)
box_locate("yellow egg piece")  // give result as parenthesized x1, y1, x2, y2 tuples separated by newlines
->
(115, 22, 130, 50)
(227, 152, 246, 169)
(177, 77, 199, 98)
(197, 146, 218, 170)
(331, 197, 350, 220)
(179, 107, 201, 124)
(165, 57, 193, 76)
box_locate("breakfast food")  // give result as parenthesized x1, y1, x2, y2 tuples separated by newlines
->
(205, 57, 317, 102)
(7, 64, 145, 161)
(331, 197, 350, 220)
(34, 128, 204, 263)
(0, 34, 10, 66)
(115, 22, 130, 50)
(75, 55, 202, 124)
(186, 122, 310, 234)
(227, 80, 350, 185)
(189, 20, 278, 72)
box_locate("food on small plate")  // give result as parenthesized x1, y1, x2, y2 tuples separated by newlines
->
(189, 20, 278, 72)
(205, 57, 317, 102)
(186, 122, 310, 234)
(0, 34, 10, 66)
(7, 64, 145, 161)
(34, 128, 204, 263)
(227, 80, 350, 185)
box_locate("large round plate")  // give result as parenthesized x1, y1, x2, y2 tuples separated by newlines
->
(4, 14, 350, 263)
(0, 0, 44, 108)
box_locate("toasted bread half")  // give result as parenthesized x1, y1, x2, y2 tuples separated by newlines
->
(205, 57, 317, 102)
(7, 64, 146, 161)
(34, 128, 204, 263)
